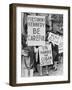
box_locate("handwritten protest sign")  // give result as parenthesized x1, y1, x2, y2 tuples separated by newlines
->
(48, 32, 60, 45)
(58, 37, 63, 53)
(48, 32, 63, 53)
(27, 15, 45, 46)
(39, 43, 53, 66)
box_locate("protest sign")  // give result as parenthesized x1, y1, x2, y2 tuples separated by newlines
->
(48, 32, 63, 53)
(48, 32, 60, 45)
(27, 15, 45, 46)
(39, 43, 53, 66)
(58, 37, 63, 53)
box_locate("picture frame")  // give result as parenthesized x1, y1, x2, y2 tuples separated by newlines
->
(9, 3, 70, 86)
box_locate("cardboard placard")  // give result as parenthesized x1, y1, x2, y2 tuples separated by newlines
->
(48, 32, 60, 45)
(58, 37, 63, 53)
(27, 15, 45, 46)
(39, 43, 53, 66)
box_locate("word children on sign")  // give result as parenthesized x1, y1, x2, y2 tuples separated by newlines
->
(39, 43, 53, 66)
(27, 15, 45, 46)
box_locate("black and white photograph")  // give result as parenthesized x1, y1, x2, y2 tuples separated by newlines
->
(21, 13, 63, 77)
(9, 4, 70, 86)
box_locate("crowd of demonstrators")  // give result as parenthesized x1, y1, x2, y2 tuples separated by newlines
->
(21, 31, 63, 76)
(21, 14, 63, 76)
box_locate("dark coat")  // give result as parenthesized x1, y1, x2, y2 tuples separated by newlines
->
(52, 44, 59, 61)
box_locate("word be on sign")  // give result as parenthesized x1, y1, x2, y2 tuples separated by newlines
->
(27, 15, 45, 46)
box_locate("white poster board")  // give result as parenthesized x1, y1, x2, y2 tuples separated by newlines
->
(48, 32, 60, 45)
(58, 37, 63, 53)
(27, 15, 45, 46)
(39, 43, 53, 66)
